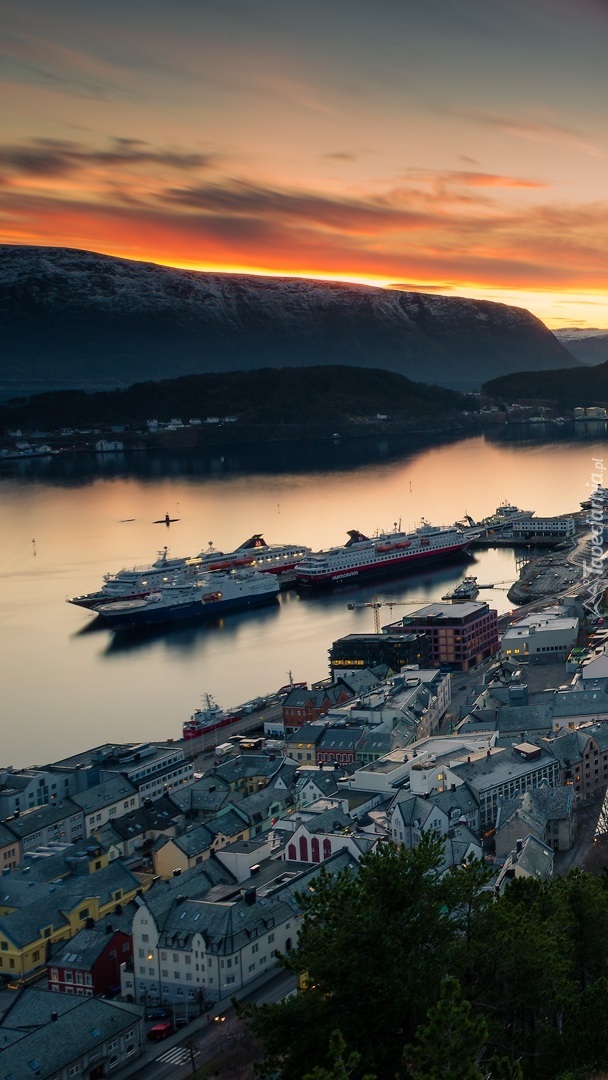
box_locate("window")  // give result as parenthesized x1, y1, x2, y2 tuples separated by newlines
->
(69, 1067, 80, 1077)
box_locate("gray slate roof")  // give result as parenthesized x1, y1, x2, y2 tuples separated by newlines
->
(0, 989, 142, 1079)
(70, 776, 138, 813)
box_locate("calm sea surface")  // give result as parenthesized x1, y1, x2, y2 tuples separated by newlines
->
(1, 425, 606, 768)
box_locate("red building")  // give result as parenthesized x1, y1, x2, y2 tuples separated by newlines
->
(282, 685, 354, 731)
(49, 925, 132, 997)
(391, 601, 499, 672)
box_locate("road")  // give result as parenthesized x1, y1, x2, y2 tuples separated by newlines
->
(115, 968, 297, 1080)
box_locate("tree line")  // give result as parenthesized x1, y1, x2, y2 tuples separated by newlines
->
(0, 367, 475, 434)
(240, 835, 608, 1080)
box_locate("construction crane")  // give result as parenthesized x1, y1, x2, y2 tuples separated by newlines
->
(347, 597, 431, 634)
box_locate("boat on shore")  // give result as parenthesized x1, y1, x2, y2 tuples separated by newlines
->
(68, 535, 309, 611)
(294, 521, 473, 589)
(183, 693, 240, 740)
(95, 567, 280, 631)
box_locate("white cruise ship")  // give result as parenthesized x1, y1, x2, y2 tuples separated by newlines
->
(68, 534, 309, 611)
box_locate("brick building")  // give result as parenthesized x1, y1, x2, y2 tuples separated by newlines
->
(389, 601, 499, 671)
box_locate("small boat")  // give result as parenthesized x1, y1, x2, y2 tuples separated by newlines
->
(442, 576, 479, 601)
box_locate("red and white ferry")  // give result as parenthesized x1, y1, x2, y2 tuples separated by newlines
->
(183, 693, 241, 741)
(294, 521, 474, 589)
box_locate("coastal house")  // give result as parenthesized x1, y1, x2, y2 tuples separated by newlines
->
(211, 754, 298, 799)
(285, 723, 328, 765)
(294, 766, 349, 808)
(316, 727, 364, 767)
(168, 774, 232, 823)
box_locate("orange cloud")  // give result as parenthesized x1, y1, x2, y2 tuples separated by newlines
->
(2, 135, 608, 314)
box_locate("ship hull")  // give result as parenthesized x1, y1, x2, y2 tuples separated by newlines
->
(97, 589, 279, 631)
(295, 541, 470, 589)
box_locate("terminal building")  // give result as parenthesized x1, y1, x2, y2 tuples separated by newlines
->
(510, 516, 576, 539)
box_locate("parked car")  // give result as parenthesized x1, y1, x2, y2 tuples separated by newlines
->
(146, 1008, 170, 1021)
(147, 1020, 174, 1041)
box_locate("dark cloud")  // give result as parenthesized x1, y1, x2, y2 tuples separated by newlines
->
(0, 138, 215, 179)
(322, 151, 358, 162)
(162, 178, 433, 232)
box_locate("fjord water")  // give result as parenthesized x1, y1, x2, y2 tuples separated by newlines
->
(1, 427, 604, 768)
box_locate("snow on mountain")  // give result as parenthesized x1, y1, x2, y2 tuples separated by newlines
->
(553, 328, 608, 365)
(0, 245, 578, 398)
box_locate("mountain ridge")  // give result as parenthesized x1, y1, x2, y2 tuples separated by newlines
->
(0, 245, 577, 397)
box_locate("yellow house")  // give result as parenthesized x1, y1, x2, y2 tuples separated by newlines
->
(0, 849, 144, 982)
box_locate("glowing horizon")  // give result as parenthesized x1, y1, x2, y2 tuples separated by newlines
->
(2, 0, 608, 331)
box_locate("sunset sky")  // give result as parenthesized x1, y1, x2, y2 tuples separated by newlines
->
(2, 0, 608, 327)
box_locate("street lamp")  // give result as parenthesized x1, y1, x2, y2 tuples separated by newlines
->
(147, 949, 163, 1009)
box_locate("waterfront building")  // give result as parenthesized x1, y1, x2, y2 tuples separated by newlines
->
(501, 611, 579, 660)
(282, 684, 355, 730)
(0, 767, 79, 819)
(510, 516, 576, 539)
(328, 632, 430, 674)
(389, 601, 499, 671)
(99, 744, 194, 801)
